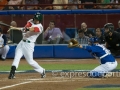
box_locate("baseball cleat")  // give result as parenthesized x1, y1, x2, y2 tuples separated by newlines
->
(103, 72, 113, 78)
(0, 56, 6, 61)
(41, 69, 46, 78)
(8, 73, 15, 79)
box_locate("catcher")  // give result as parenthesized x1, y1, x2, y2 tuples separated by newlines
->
(68, 37, 117, 78)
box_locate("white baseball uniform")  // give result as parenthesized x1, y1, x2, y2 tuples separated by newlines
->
(0, 34, 10, 59)
(12, 19, 44, 74)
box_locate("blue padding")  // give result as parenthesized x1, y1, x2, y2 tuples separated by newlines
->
(103, 9, 120, 14)
(7, 45, 16, 58)
(0, 11, 8, 15)
(7, 10, 41, 15)
(33, 45, 53, 58)
(2, 9, 120, 15)
(54, 45, 92, 58)
(40, 10, 71, 14)
(71, 9, 103, 14)
(7, 45, 120, 58)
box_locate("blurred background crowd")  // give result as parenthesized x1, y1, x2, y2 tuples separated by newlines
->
(0, 0, 120, 10)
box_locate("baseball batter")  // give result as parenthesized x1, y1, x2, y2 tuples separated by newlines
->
(68, 37, 117, 78)
(8, 12, 45, 79)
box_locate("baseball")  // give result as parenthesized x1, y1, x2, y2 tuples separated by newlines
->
(70, 42, 73, 45)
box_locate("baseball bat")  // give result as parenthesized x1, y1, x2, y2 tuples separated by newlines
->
(0, 22, 11, 27)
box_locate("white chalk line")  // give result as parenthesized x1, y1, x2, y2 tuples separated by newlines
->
(36, 59, 92, 62)
(0, 77, 103, 90)
(25, 77, 102, 82)
(0, 81, 32, 90)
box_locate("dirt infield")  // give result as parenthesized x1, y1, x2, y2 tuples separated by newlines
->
(0, 59, 120, 90)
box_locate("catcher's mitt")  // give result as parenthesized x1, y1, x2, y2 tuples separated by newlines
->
(68, 38, 79, 48)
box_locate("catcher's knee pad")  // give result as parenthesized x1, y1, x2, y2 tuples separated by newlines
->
(11, 66, 16, 71)
(88, 71, 105, 78)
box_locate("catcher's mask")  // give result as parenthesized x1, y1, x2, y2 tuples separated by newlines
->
(89, 37, 99, 45)
(104, 23, 114, 36)
(33, 12, 43, 22)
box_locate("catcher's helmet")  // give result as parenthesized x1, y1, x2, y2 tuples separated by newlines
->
(104, 23, 114, 32)
(89, 37, 99, 44)
(33, 12, 43, 22)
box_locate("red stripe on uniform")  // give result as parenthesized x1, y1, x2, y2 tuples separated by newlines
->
(25, 22, 32, 27)
(34, 27, 40, 32)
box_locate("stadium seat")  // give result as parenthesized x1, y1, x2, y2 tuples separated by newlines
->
(10, 30, 22, 44)
(88, 28, 95, 33)
(101, 28, 105, 35)
(36, 32, 43, 44)
(65, 28, 77, 38)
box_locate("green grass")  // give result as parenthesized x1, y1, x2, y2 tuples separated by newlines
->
(0, 63, 120, 71)
(77, 88, 120, 90)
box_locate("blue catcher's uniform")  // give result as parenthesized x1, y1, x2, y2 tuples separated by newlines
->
(83, 37, 117, 78)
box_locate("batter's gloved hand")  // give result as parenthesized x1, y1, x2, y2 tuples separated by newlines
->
(68, 38, 79, 48)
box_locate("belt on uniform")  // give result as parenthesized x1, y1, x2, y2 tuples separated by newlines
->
(23, 39, 31, 43)
(107, 62, 115, 64)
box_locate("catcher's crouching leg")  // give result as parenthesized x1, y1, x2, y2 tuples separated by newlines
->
(8, 66, 16, 79)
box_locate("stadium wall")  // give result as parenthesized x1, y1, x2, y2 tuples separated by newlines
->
(7, 45, 93, 59)
(7, 45, 120, 59)
(0, 10, 120, 33)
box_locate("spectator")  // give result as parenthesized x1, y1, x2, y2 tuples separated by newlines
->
(98, 0, 112, 9)
(3, 0, 23, 10)
(81, 0, 96, 9)
(68, 0, 81, 9)
(81, 22, 95, 38)
(23, 0, 40, 10)
(0, 0, 8, 10)
(110, 0, 119, 9)
(76, 29, 89, 44)
(10, 21, 17, 27)
(0, 28, 10, 61)
(43, 20, 63, 44)
(95, 28, 105, 44)
(8, 21, 22, 44)
(7, 21, 17, 44)
(39, 0, 53, 10)
(53, 0, 68, 10)
(116, 20, 120, 33)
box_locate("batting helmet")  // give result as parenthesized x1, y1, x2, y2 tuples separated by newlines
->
(104, 23, 114, 32)
(89, 37, 99, 44)
(33, 12, 43, 22)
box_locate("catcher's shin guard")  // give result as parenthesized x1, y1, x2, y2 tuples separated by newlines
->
(8, 66, 16, 79)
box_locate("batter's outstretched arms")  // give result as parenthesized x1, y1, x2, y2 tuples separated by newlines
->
(7, 26, 34, 32)
(7, 26, 23, 32)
